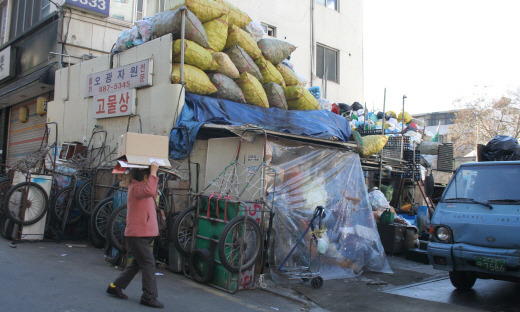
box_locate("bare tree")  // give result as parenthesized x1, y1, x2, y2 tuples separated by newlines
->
(450, 88, 520, 157)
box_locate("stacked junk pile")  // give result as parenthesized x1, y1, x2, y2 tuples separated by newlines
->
(109, 0, 395, 292)
(114, 0, 318, 111)
(348, 107, 455, 262)
(0, 0, 426, 296)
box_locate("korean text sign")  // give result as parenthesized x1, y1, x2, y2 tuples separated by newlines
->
(86, 59, 153, 97)
(93, 89, 136, 119)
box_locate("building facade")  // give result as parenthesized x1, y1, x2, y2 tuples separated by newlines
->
(232, 0, 364, 106)
(2, 0, 363, 165)
(414, 110, 457, 144)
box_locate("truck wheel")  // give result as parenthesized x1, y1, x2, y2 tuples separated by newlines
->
(449, 271, 477, 290)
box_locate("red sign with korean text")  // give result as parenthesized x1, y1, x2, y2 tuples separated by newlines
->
(93, 89, 136, 119)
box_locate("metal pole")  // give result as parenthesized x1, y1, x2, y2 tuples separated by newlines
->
(378, 88, 386, 189)
(401, 94, 407, 160)
(180, 8, 186, 84)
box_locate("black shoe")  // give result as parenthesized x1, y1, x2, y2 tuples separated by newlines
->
(140, 298, 164, 308)
(106, 285, 128, 299)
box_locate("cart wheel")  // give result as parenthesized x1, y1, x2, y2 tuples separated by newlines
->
(75, 179, 93, 215)
(171, 205, 196, 255)
(311, 276, 323, 289)
(106, 204, 127, 252)
(218, 215, 262, 274)
(4, 182, 49, 225)
(189, 248, 215, 284)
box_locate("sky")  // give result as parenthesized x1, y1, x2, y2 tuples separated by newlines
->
(363, 0, 520, 115)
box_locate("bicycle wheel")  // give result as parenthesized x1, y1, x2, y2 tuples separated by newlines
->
(52, 187, 83, 224)
(106, 204, 127, 252)
(218, 216, 262, 273)
(4, 182, 49, 225)
(170, 205, 196, 255)
(91, 197, 115, 239)
(75, 179, 93, 215)
(0, 177, 11, 214)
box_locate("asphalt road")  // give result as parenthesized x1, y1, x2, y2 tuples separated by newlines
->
(385, 276, 520, 312)
(0, 239, 310, 312)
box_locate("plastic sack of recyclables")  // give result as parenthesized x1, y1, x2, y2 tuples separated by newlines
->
(368, 190, 390, 210)
(152, 7, 209, 48)
(265, 137, 391, 282)
(166, 0, 229, 23)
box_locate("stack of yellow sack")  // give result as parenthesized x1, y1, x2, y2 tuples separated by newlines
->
(150, 0, 318, 110)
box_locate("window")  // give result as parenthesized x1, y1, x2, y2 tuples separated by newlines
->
(0, 3, 8, 44)
(9, 0, 53, 39)
(110, 0, 164, 23)
(316, 44, 339, 83)
(317, 0, 339, 11)
(426, 112, 456, 127)
(261, 23, 276, 37)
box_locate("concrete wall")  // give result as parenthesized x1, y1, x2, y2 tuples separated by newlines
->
(47, 34, 184, 156)
(61, 10, 130, 64)
(227, 0, 364, 105)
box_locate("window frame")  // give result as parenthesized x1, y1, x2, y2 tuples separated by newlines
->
(317, 0, 339, 12)
(261, 23, 276, 38)
(316, 43, 339, 83)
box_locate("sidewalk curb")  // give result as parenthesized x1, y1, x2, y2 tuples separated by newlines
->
(258, 284, 327, 311)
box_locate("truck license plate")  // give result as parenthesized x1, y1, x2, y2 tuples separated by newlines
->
(475, 257, 506, 272)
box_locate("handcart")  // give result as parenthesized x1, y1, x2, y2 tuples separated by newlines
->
(276, 205, 326, 289)
(179, 128, 276, 293)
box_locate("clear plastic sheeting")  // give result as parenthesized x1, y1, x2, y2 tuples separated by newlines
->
(265, 138, 391, 282)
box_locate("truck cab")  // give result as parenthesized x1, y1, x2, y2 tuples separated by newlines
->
(427, 161, 520, 290)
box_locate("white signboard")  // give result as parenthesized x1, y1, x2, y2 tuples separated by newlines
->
(93, 89, 137, 119)
(86, 59, 153, 97)
(0, 47, 11, 81)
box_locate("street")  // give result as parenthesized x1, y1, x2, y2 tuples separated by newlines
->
(0, 240, 312, 312)
(385, 277, 520, 312)
(1, 238, 519, 312)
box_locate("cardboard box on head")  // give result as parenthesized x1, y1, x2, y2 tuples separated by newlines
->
(112, 132, 171, 174)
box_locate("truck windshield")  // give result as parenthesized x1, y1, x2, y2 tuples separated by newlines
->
(443, 164, 520, 203)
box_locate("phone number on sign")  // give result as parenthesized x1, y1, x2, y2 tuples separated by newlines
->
(98, 82, 131, 93)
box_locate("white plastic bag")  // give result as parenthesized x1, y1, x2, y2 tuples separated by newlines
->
(318, 98, 332, 111)
(368, 190, 390, 210)
(135, 19, 153, 42)
(244, 21, 264, 42)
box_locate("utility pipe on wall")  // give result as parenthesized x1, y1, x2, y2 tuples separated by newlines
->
(310, 0, 315, 87)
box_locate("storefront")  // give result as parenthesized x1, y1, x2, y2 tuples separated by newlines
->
(0, 15, 58, 166)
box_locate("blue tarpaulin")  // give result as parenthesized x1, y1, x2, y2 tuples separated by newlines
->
(169, 93, 352, 159)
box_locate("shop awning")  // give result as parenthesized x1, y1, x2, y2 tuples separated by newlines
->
(0, 63, 57, 98)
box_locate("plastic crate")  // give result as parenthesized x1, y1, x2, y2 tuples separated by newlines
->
(357, 129, 383, 136)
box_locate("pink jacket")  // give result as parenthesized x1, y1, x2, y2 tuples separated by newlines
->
(124, 175, 159, 237)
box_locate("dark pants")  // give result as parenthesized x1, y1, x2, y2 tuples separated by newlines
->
(114, 237, 158, 300)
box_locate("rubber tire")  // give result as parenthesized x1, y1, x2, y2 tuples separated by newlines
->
(4, 182, 49, 225)
(0, 177, 11, 213)
(311, 276, 324, 289)
(0, 214, 9, 238)
(75, 179, 93, 215)
(52, 187, 83, 224)
(106, 204, 127, 252)
(90, 197, 115, 239)
(171, 205, 196, 255)
(189, 248, 216, 284)
(104, 242, 122, 265)
(449, 271, 477, 291)
(218, 215, 262, 274)
(425, 175, 435, 197)
(89, 225, 105, 248)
